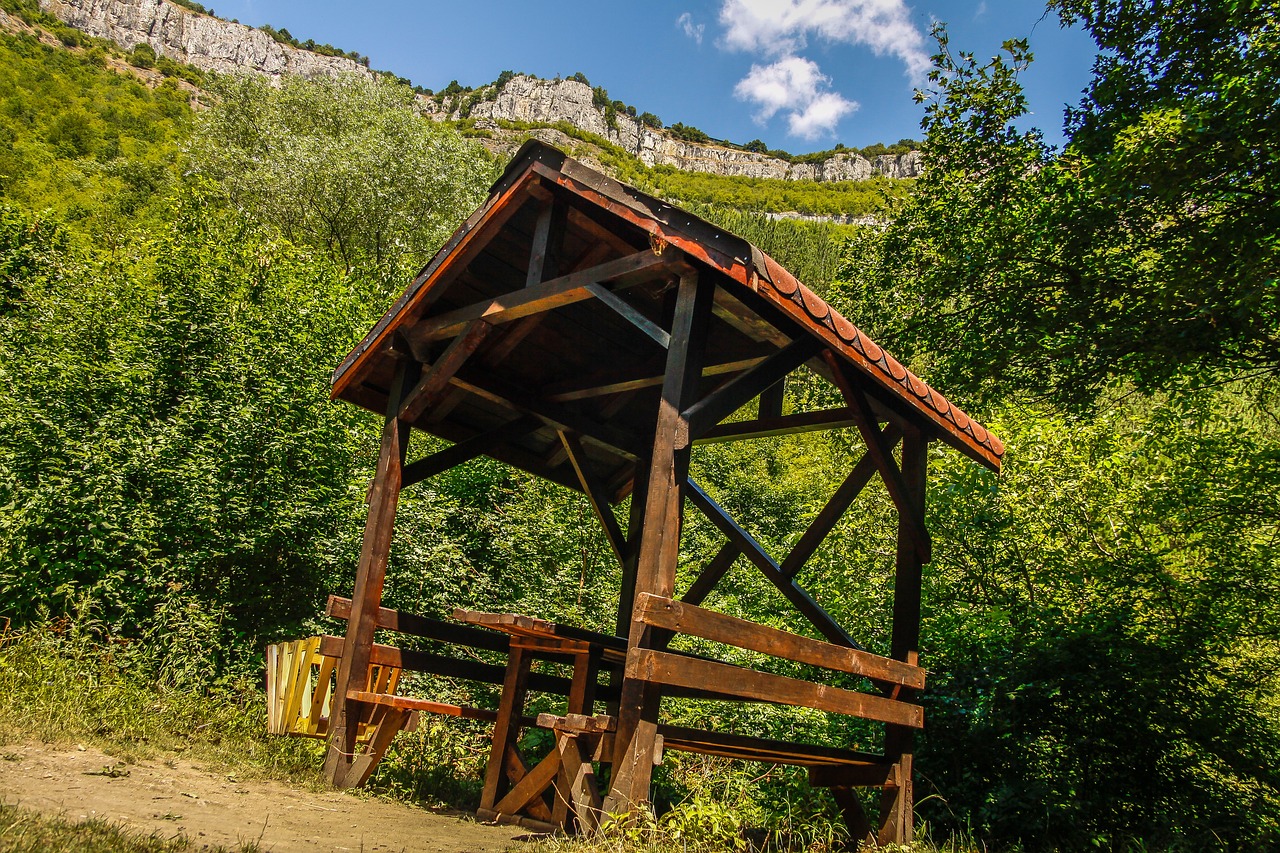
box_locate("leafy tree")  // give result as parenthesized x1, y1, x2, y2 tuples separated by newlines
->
(188, 74, 497, 279)
(847, 2, 1279, 411)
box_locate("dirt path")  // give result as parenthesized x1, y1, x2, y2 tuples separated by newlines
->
(0, 741, 525, 852)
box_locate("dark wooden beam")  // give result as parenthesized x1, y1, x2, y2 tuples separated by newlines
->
(685, 479, 861, 650)
(408, 250, 669, 345)
(327, 595, 508, 654)
(325, 362, 416, 788)
(636, 594, 924, 688)
(546, 357, 766, 403)
(448, 374, 646, 460)
(585, 282, 671, 348)
(559, 431, 628, 562)
(399, 320, 492, 423)
(401, 416, 543, 489)
(778, 425, 903, 579)
(759, 377, 785, 419)
(879, 425, 928, 846)
(823, 352, 931, 564)
(678, 336, 824, 447)
(626, 649, 923, 728)
(608, 270, 714, 814)
(694, 407, 858, 444)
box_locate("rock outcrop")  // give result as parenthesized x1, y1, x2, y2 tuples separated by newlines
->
(428, 75, 922, 181)
(38, 0, 922, 183)
(39, 0, 373, 80)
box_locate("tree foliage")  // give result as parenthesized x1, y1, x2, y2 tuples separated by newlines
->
(189, 74, 498, 279)
(848, 1, 1279, 412)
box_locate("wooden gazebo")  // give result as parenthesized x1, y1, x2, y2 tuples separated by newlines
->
(319, 141, 1003, 845)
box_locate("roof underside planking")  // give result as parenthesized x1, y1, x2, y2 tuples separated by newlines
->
(330, 141, 1003, 502)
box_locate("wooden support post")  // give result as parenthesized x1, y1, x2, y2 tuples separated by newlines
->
(481, 647, 534, 812)
(606, 269, 713, 816)
(878, 426, 928, 845)
(325, 362, 418, 788)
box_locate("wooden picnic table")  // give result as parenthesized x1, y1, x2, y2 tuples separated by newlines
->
(452, 608, 625, 833)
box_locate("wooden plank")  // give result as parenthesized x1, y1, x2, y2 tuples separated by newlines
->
(347, 690, 494, 721)
(325, 362, 416, 788)
(778, 425, 902, 580)
(685, 480, 861, 650)
(327, 595, 509, 653)
(678, 336, 824, 447)
(694, 408, 858, 444)
(559, 731, 604, 831)
(398, 320, 492, 422)
(635, 594, 924, 689)
(627, 649, 923, 729)
(809, 763, 900, 789)
(655, 724, 883, 767)
(400, 416, 542, 490)
(545, 357, 767, 403)
(481, 647, 532, 810)
(585, 282, 671, 347)
(560, 431, 628, 563)
(315, 635, 577, 697)
(447, 374, 645, 460)
(830, 786, 876, 846)
(524, 195, 556, 289)
(408, 250, 670, 345)
(344, 707, 409, 788)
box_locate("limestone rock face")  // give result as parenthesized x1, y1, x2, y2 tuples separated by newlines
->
(36, 3, 923, 184)
(39, 0, 373, 80)
(428, 76, 923, 182)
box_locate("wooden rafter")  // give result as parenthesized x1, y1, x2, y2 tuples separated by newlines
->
(679, 336, 824, 447)
(408, 250, 670, 346)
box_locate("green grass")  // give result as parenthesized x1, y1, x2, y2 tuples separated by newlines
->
(0, 801, 260, 852)
(0, 619, 324, 784)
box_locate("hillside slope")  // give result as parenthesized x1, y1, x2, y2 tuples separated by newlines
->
(37, 0, 922, 184)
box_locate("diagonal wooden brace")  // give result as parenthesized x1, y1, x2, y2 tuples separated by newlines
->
(822, 351, 931, 563)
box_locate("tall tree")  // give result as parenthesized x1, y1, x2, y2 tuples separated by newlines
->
(844, 1, 1280, 411)
(189, 74, 498, 280)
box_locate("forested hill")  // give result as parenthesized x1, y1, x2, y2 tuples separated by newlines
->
(34, 0, 922, 184)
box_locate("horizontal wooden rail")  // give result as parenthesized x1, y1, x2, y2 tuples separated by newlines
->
(626, 649, 923, 729)
(656, 723, 884, 767)
(635, 594, 924, 689)
(327, 595, 509, 654)
(315, 635, 599, 698)
(346, 690, 497, 721)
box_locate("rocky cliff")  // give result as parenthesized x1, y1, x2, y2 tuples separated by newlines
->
(39, 0, 373, 80)
(428, 75, 923, 181)
(39, 0, 922, 182)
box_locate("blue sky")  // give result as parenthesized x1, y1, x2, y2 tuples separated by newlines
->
(211, 1, 1098, 152)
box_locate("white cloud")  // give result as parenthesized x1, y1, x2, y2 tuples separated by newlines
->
(733, 56, 858, 139)
(677, 12, 705, 45)
(718, 0, 931, 82)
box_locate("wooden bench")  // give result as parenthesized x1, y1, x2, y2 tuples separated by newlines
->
(627, 593, 925, 838)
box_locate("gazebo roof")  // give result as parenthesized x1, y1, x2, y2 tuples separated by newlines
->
(332, 141, 1002, 498)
